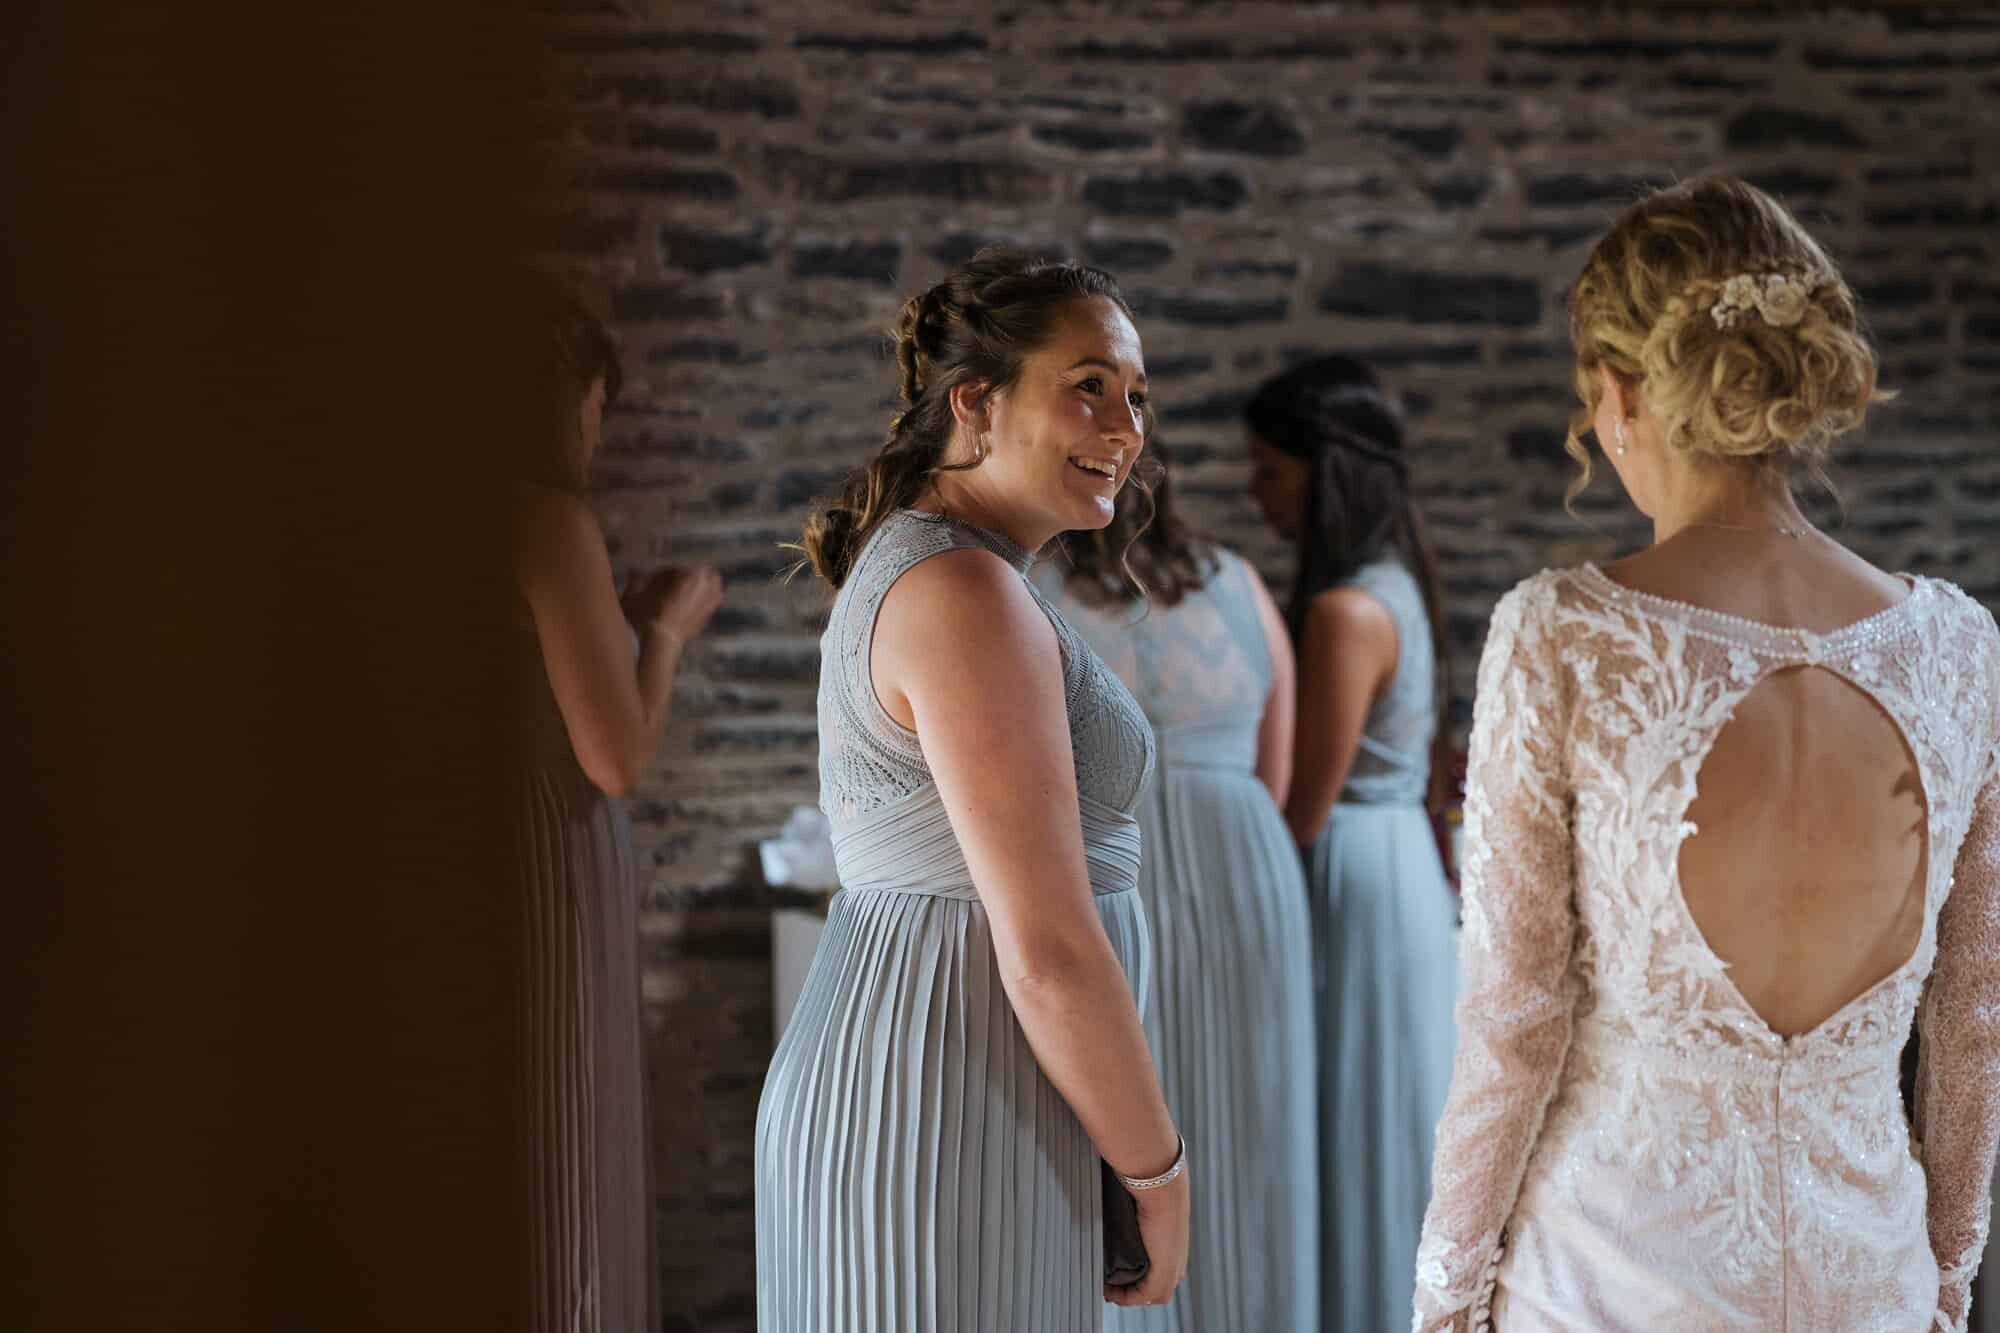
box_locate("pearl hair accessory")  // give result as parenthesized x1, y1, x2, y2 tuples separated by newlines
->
(1708, 271, 1818, 331)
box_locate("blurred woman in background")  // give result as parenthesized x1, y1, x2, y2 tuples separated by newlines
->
(511, 280, 721, 1333)
(1039, 454, 1318, 1332)
(1244, 355, 1459, 1333)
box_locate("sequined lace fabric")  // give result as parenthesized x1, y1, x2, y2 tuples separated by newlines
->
(1413, 565, 2000, 1333)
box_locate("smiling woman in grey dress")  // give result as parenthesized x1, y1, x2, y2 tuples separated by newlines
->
(757, 249, 1191, 1331)
(1039, 460, 1319, 1333)
(1245, 356, 1461, 1333)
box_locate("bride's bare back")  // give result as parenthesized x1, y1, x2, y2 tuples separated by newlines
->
(1609, 535, 1923, 1037)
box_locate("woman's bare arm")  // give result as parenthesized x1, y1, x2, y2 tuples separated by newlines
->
(512, 488, 703, 798)
(1244, 562, 1297, 807)
(1284, 585, 1397, 846)
(877, 548, 1180, 1174)
(878, 549, 1188, 1303)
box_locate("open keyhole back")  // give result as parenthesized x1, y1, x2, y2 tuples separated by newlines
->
(1676, 663, 1930, 1040)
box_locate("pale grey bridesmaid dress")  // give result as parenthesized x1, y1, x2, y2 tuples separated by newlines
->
(1040, 547, 1319, 1333)
(1308, 558, 1459, 1333)
(756, 509, 1157, 1333)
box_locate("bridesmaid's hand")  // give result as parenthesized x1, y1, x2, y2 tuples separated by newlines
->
(624, 565, 722, 648)
(1106, 1172, 1189, 1309)
(618, 568, 662, 626)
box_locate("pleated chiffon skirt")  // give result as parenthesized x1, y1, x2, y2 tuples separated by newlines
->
(516, 764, 654, 1333)
(1103, 756, 1318, 1333)
(756, 879, 1150, 1333)
(1310, 801, 1459, 1333)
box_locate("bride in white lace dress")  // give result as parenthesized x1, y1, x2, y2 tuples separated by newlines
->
(1414, 176, 2000, 1333)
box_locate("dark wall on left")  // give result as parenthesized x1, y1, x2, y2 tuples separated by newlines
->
(4, 5, 549, 1330)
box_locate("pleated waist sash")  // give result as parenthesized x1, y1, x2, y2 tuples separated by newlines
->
(1152, 719, 1257, 776)
(831, 786, 1142, 901)
(1340, 733, 1428, 806)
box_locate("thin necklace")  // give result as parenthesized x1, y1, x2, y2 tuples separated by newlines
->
(1684, 518, 1814, 539)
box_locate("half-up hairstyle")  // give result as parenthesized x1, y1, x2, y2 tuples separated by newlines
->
(1566, 175, 1888, 498)
(1061, 447, 1214, 610)
(797, 247, 1145, 588)
(1244, 355, 1454, 807)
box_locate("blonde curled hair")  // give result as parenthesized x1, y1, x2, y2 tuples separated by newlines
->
(1565, 176, 1891, 496)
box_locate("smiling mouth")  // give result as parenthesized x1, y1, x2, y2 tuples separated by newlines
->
(1069, 457, 1120, 481)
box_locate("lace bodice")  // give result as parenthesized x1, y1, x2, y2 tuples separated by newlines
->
(1342, 559, 1436, 805)
(816, 509, 1155, 837)
(1414, 566, 2000, 1333)
(1035, 546, 1269, 772)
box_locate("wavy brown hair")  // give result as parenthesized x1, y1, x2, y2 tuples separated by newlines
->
(1566, 175, 1888, 500)
(1060, 449, 1213, 610)
(1244, 354, 1455, 815)
(796, 247, 1149, 589)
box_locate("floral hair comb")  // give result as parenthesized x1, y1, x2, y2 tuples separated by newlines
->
(1707, 271, 1821, 331)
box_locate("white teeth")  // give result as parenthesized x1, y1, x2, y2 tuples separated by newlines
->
(1072, 458, 1118, 477)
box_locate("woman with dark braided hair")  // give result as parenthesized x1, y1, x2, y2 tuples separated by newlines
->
(1243, 355, 1459, 1333)
(1037, 454, 1319, 1333)
(756, 248, 1189, 1330)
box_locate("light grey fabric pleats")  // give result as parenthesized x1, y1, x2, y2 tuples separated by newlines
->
(1308, 560, 1458, 1333)
(1309, 804, 1457, 1333)
(1040, 549, 1321, 1333)
(1103, 738, 1319, 1333)
(758, 511, 1158, 1333)
(757, 870, 1147, 1332)
(515, 629, 654, 1333)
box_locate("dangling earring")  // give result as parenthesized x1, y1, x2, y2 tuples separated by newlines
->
(975, 430, 991, 464)
(1613, 419, 1630, 456)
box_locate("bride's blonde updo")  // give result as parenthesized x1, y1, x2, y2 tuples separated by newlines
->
(1565, 176, 1889, 490)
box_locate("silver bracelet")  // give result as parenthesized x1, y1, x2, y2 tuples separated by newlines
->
(1116, 1136, 1187, 1192)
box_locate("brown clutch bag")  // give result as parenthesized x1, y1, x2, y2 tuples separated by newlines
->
(1102, 1159, 1150, 1288)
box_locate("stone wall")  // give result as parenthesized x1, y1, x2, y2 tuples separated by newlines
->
(538, 5, 2000, 1326)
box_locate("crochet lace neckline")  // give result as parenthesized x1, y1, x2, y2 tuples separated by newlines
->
(896, 508, 1037, 575)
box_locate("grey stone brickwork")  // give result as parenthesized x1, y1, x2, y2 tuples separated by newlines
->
(540, 5, 2000, 1326)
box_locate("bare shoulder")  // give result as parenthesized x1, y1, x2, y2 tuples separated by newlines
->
(1606, 537, 1907, 628)
(1306, 582, 1397, 641)
(885, 545, 1038, 618)
(1777, 537, 1907, 609)
(1298, 584, 1399, 690)
(877, 546, 1058, 668)
(511, 484, 604, 572)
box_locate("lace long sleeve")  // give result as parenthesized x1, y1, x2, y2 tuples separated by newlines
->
(1917, 757, 2000, 1333)
(1413, 578, 1579, 1332)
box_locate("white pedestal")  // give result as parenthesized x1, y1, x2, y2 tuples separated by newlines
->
(772, 908, 827, 1040)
